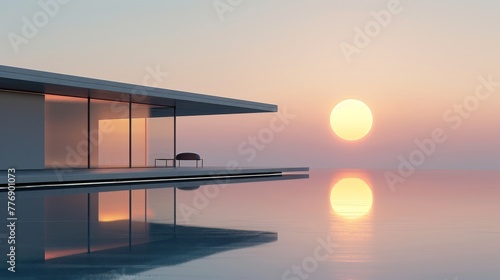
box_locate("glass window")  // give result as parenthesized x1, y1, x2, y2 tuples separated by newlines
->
(90, 99, 130, 168)
(132, 104, 175, 167)
(45, 95, 88, 169)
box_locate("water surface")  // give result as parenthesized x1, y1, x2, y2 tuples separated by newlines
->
(1, 169, 499, 279)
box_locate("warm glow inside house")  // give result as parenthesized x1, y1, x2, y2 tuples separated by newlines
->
(0, 65, 307, 187)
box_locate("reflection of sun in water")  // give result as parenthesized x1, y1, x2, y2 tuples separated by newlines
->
(330, 99, 373, 141)
(330, 178, 373, 219)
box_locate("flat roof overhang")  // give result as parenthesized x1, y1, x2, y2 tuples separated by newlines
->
(0, 65, 277, 116)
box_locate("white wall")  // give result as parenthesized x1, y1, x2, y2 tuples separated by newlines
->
(0, 91, 45, 170)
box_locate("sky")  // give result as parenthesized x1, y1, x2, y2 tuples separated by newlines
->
(1, 0, 499, 169)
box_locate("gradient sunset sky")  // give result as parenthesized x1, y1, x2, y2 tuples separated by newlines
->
(1, 0, 499, 169)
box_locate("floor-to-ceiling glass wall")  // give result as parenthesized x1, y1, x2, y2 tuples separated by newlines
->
(45, 94, 88, 169)
(132, 104, 175, 167)
(131, 104, 149, 167)
(89, 99, 130, 168)
(45, 93, 175, 169)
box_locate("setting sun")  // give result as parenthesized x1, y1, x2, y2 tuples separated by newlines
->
(330, 178, 373, 219)
(330, 99, 373, 141)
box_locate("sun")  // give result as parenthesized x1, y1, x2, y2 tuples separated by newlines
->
(330, 178, 373, 219)
(330, 99, 373, 141)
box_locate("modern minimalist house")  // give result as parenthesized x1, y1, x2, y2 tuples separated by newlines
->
(0, 65, 307, 188)
(0, 65, 308, 263)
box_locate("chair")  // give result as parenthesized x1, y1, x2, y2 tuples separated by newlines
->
(176, 152, 203, 168)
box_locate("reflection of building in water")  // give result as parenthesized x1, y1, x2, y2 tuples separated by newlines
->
(7, 187, 176, 262)
(0, 184, 277, 278)
(0, 179, 286, 266)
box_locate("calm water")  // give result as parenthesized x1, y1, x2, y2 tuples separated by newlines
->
(1, 169, 500, 279)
